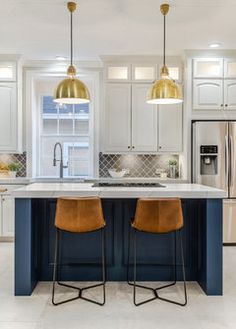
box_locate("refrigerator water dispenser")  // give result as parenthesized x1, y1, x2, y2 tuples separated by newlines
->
(200, 145, 218, 175)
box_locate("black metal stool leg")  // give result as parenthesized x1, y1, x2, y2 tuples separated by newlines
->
(80, 228, 106, 306)
(52, 229, 80, 306)
(127, 227, 158, 306)
(155, 231, 177, 291)
(127, 228, 187, 307)
(156, 230, 187, 306)
(52, 228, 106, 306)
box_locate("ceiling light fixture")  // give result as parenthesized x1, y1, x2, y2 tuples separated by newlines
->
(209, 43, 221, 48)
(54, 2, 90, 104)
(55, 56, 67, 61)
(147, 3, 183, 105)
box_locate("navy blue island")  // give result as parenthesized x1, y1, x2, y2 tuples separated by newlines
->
(13, 183, 226, 297)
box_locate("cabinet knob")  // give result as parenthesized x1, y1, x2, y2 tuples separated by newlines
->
(159, 146, 162, 149)
(128, 146, 131, 149)
(220, 104, 223, 107)
(225, 104, 228, 107)
(132, 146, 135, 149)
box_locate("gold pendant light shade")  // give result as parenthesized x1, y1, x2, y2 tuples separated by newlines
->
(54, 2, 90, 105)
(147, 68, 182, 105)
(54, 78, 90, 104)
(147, 4, 183, 105)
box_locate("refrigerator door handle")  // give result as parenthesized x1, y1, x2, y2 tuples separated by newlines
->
(229, 135, 233, 188)
(225, 135, 229, 189)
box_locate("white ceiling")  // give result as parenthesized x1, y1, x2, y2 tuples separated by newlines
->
(0, 0, 236, 60)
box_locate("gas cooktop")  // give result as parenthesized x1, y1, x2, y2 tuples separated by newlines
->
(92, 182, 165, 188)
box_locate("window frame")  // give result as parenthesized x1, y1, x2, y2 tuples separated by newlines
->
(24, 67, 101, 179)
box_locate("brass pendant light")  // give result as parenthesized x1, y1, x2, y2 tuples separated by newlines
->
(54, 2, 90, 104)
(147, 4, 183, 105)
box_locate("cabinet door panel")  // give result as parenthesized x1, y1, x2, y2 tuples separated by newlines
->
(132, 84, 157, 152)
(193, 59, 223, 78)
(0, 83, 17, 151)
(224, 59, 236, 78)
(132, 65, 156, 82)
(105, 84, 131, 152)
(224, 80, 236, 110)
(2, 196, 14, 237)
(193, 79, 223, 110)
(158, 104, 183, 152)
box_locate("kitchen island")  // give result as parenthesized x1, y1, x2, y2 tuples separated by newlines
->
(13, 183, 226, 296)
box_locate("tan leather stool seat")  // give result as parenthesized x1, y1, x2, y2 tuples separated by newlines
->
(55, 197, 105, 233)
(132, 198, 183, 233)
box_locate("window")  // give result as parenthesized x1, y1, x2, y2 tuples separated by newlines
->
(39, 95, 92, 178)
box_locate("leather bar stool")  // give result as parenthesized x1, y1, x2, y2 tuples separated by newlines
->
(127, 198, 187, 307)
(52, 197, 106, 306)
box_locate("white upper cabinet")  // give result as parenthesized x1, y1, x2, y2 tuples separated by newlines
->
(0, 57, 22, 153)
(131, 84, 157, 152)
(193, 58, 223, 78)
(104, 83, 131, 152)
(224, 59, 236, 78)
(158, 104, 183, 152)
(193, 79, 223, 110)
(0, 83, 17, 151)
(224, 80, 236, 110)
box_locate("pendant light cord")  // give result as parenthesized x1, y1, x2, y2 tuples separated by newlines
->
(70, 10, 73, 66)
(163, 14, 166, 67)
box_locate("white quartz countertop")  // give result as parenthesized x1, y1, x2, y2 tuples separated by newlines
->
(12, 183, 227, 199)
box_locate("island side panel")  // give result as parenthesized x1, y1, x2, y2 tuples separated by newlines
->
(197, 198, 223, 295)
(15, 198, 38, 295)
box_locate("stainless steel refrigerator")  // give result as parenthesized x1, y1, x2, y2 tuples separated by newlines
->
(192, 121, 236, 244)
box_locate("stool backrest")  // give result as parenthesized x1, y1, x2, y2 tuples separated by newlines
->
(132, 198, 183, 233)
(55, 197, 105, 233)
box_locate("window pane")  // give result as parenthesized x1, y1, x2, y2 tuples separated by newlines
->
(75, 120, 89, 135)
(59, 104, 73, 115)
(59, 119, 73, 134)
(43, 119, 57, 134)
(68, 159, 89, 176)
(43, 96, 57, 114)
(75, 103, 89, 115)
(40, 156, 59, 177)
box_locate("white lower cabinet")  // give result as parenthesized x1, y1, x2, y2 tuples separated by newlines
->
(158, 104, 183, 152)
(1, 196, 15, 237)
(0, 185, 24, 238)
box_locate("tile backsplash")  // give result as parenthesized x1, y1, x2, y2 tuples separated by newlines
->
(0, 152, 27, 177)
(99, 152, 179, 178)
